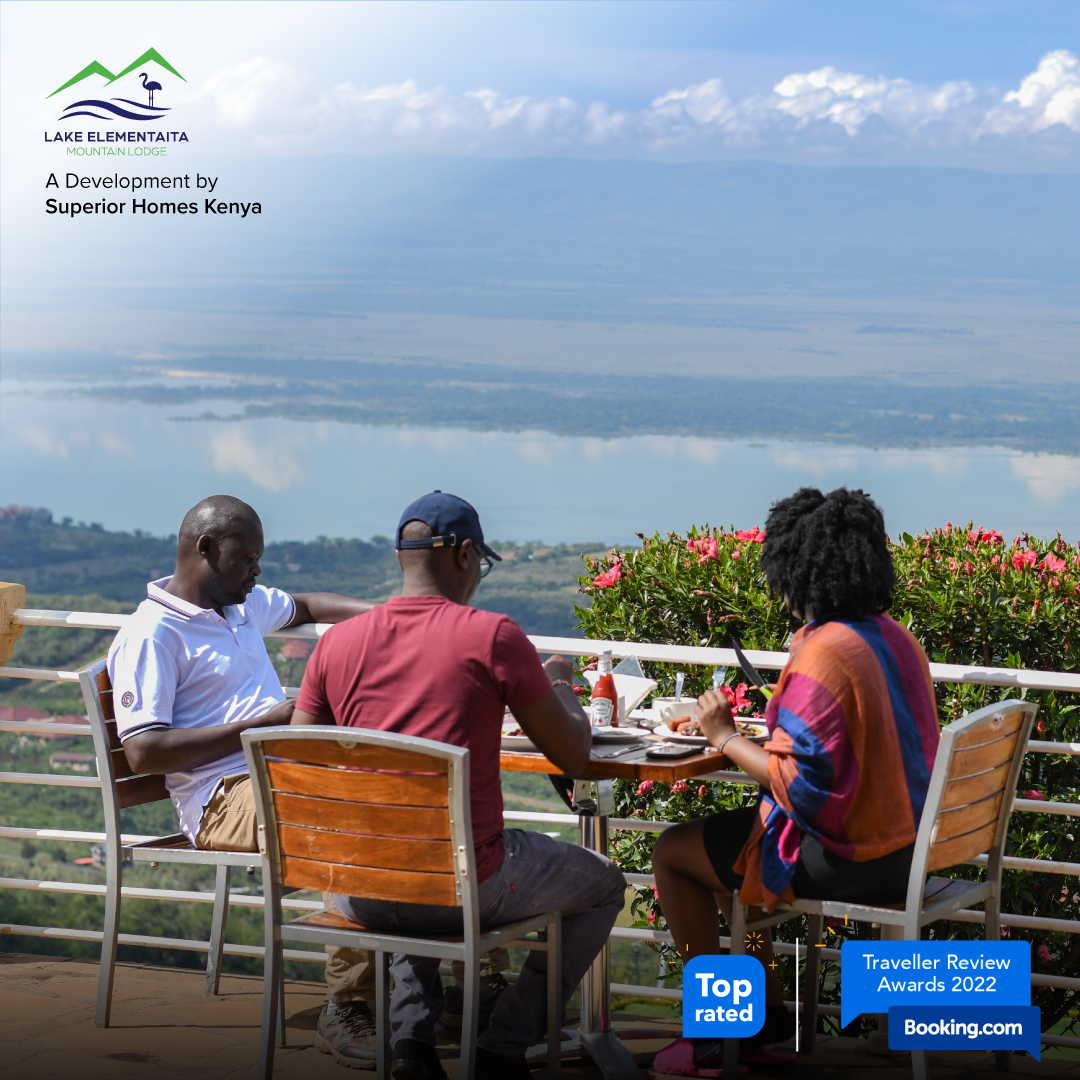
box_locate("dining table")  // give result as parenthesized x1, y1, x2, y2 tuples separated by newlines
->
(499, 735, 741, 1080)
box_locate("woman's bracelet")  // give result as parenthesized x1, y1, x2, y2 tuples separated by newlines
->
(717, 732, 742, 755)
(550, 678, 574, 689)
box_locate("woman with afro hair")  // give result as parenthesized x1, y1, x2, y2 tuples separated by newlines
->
(652, 488, 940, 1068)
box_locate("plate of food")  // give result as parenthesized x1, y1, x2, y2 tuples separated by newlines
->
(591, 725, 651, 743)
(659, 719, 770, 745)
(501, 720, 538, 752)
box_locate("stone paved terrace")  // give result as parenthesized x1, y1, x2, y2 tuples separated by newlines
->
(3, 953, 1079, 1080)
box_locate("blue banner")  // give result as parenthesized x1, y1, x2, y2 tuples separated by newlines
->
(839, 940, 1030, 1027)
(888, 1006, 1042, 1060)
(682, 955, 766, 1038)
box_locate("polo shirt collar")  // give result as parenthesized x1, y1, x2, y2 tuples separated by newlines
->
(147, 577, 218, 622)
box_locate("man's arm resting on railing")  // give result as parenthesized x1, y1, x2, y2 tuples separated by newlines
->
(287, 593, 378, 626)
(123, 699, 297, 774)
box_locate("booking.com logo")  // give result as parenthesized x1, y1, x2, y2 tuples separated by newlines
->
(905, 1017, 1022, 1038)
(889, 1006, 1043, 1058)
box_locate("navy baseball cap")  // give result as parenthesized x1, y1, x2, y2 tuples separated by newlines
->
(396, 491, 501, 561)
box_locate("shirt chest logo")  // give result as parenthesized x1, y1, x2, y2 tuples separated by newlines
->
(120, 691, 135, 708)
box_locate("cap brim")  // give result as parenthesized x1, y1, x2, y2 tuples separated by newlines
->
(479, 541, 502, 561)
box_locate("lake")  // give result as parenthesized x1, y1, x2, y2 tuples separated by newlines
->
(3, 380, 1079, 544)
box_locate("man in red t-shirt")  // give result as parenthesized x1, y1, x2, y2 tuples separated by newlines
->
(294, 491, 625, 1080)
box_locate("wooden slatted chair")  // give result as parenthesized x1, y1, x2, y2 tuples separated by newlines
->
(725, 698, 1038, 1079)
(79, 658, 260, 1027)
(242, 726, 563, 1080)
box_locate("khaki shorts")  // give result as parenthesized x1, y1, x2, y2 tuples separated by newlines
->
(194, 773, 259, 851)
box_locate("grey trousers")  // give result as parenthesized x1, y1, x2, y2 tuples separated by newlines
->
(334, 827, 626, 1056)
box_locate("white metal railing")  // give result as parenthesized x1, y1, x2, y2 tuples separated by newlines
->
(2, 607, 1078, 1046)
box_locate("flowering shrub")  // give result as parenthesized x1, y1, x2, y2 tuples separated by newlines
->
(578, 523, 1079, 1031)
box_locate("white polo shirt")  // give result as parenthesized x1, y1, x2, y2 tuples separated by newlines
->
(108, 578, 296, 842)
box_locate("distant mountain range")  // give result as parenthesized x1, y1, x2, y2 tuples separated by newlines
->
(47, 48, 185, 99)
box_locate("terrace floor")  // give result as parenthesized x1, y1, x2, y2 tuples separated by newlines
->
(1, 952, 1077, 1080)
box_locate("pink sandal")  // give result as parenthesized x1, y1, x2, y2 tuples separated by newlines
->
(652, 1038, 749, 1077)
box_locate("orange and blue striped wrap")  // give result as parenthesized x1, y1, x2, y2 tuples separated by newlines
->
(734, 614, 939, 911)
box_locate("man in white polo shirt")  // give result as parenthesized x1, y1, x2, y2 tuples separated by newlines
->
(108, 494, 382, 1069)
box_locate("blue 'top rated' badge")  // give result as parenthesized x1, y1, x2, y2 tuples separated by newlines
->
(683, 955, 766, 1038)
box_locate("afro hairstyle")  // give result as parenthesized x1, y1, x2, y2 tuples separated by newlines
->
(759, 487, 895, 620)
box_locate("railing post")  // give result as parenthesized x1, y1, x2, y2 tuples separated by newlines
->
(0, 583, 27, 664)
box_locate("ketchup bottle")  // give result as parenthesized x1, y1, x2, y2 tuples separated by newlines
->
(591, 650, 618, 727)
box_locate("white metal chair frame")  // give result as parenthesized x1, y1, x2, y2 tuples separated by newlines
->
(725, 698, 1038, 1078)
(243, 725, 564, 1080)
(80, 657, 259, 1027)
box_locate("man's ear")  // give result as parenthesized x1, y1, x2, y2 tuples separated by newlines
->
(456, 538, 475, 570)
(195, 534, 217, 560)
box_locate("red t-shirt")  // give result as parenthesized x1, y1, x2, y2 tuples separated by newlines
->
(296, 595, 553, 882)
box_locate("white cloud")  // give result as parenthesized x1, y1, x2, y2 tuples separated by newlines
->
(1009, 452, 1080, 503)
(184, 50, 1080, 163)
(980, 50, 1080, 137)
(209, 427, 306, 491)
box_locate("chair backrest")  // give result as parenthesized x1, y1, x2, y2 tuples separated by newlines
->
(79, 659, 172, 823)
(908, 697, 1037, 888)
(242, 726, 476, 920)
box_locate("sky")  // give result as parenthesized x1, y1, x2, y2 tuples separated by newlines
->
(0, 1, 1077, 540)
(1, 0, 1079, 174)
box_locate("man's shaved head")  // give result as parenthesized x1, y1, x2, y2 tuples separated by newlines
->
(178, 496, 261, 555)
(170, 496, 265, 612)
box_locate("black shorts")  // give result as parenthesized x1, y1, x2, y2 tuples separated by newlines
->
(701, 804, 914, 904)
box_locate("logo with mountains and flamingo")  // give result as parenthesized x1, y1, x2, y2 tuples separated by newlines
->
(48, 48, 184, 123)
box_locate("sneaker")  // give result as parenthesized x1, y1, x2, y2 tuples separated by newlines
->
(439, 973, 509, 1032)
(390, 1038, 448, 1080)
(475, 1046, 533, 1080)
(315, 1001, 378, 1070)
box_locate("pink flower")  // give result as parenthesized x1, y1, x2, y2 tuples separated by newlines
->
(647, 910, 656, 925)
(650, 884, 659, 900)
(1041, 555, 1066, 574)
(735, 527, 766, 544)
(1011, 549, 1037, 572)
(948, 558, 959, 573)
(721, 686, 736, 708)
(991, 555, 1000, 565)
(592, 562, 623, 588)
(733, 683, 753, 711)
(969, 528, 982, 543)
(636, 780, 653, 796)
(1037, 720, 1046, 736)
(1038, 944, 1051, 964)
(1001, 926, 1010, 938)
(963, 561, 974, 576)
(1024, 789, 1047, 801)
(698, 784, 707, 798)
(731, 550, 741, 560)
(672, 780, 689, 794)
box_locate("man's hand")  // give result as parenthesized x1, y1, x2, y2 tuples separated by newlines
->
(543, 655, 576, 685)
(696, 688, 737, 747)
(255, 699, 296, 727)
